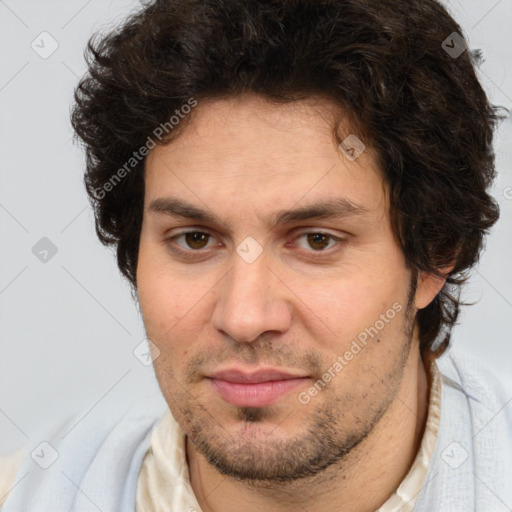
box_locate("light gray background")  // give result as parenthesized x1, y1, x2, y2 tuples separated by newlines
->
(1, 0, 511, 455)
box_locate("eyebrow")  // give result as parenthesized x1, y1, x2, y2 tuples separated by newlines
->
(148, 196, 370, 230)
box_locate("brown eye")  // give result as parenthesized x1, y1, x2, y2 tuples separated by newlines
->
(180, 232, 211, 250)
(306, 233, 332, 251)
(294, 232, 341, 252)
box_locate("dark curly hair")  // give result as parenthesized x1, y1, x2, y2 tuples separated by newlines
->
(71, 0, 506, 358)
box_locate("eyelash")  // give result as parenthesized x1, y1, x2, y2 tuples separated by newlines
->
(164, 230, 346, 260)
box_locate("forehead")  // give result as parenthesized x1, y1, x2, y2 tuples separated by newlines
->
(144, 94, 388, 217)
(149, 93, 362, 160)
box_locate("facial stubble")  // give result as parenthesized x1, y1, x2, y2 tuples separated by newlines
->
(177, 279, 418, 483)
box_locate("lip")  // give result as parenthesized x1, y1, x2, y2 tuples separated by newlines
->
(207, 368, 310, 407)
(209, 369, 306, 383)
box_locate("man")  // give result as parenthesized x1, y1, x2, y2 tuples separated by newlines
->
(1, 0, 511, 510)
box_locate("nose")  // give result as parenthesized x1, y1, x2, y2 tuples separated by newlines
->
(211, 251, 292, 344)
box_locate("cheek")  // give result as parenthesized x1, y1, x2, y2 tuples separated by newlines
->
(292, 274, 403, 343)
(137, 258, 215, 377)
(139, 276, 202, 344)
(137, 241, 196, 330)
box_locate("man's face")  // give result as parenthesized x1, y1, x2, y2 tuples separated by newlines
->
(137, 94, 419, 481)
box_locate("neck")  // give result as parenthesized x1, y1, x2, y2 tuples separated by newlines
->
(187, 348, 430, 512)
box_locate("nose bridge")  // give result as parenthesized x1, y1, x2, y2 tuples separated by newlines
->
(211, 249, 290, 343)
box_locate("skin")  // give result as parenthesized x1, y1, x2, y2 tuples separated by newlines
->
(136, 93, 448, 512)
